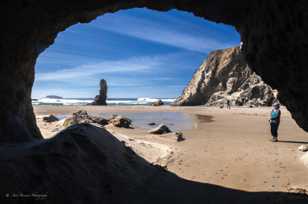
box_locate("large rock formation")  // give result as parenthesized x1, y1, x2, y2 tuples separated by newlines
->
(1, 1, 308, 141)
(92, 79, 107, 105)
(175, 47, 276, 107)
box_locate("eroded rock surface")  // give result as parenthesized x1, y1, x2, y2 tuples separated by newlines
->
(175, 47, 276, 107)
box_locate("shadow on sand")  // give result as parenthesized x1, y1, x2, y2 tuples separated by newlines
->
(0, 124, 307, 203)
(142, 168, 308, 204)
(278, 140, 308, 145)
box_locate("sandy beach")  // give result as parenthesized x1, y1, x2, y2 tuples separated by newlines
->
(35, 105, 308, 193)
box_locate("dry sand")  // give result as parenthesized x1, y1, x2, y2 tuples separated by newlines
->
(35, 105, 308, 194)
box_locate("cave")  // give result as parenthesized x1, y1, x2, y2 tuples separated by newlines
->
(1, 0, 308, 142)
(1, 0, 308, 203)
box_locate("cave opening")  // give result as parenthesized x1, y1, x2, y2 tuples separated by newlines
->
(33, 8, 240, 108)
(32, 7, 241, 140)
(31, 9, 308, 193)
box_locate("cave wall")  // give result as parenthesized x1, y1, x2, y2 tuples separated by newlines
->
(238, 0, 308, 130)
(1, 0, 308, 142)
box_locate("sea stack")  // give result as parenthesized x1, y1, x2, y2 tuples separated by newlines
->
(174, 47, 276, 107)
(93, 79, 107, 105)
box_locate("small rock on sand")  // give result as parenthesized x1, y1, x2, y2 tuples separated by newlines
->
(298, 145, 308, 152)
(175, 132, 185, 142)
(148, 124, 172, 134)
(43, 115, 59, 123)
(109, 115, 132, 128)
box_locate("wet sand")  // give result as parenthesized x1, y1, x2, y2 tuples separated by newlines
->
(35, 105, 308, 193)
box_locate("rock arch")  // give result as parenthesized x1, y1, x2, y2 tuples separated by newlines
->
(1, 0, 308, 142)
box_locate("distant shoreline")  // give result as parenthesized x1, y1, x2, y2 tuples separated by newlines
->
(32, 97, 176, 106)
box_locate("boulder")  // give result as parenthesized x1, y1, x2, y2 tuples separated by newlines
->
(298, 145, 308, 152)
(148, 124, 172, 135)
(92, 79, 107, 105)
(109, 115, 132, 128)
(177, 136, 185, 142)
(63, 110, 108, 127)
(152, 99, 164, 106)
(72, 110, 93, 124)
(91, 117, 109, 126)
(43, 114, 59, 123)
(175, 132, 185, 142)
(174, 47, 276, 107)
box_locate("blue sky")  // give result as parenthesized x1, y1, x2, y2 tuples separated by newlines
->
(33, 8, 240, 99)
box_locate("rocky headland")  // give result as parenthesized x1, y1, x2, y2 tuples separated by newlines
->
(175, 47, 277, 107)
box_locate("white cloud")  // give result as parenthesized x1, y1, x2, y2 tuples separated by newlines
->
(33, 9, 239, 98)
(93, 14, 237, 53)
(33, 51, 200, 98)
(36, 51, 101, 67)
(35, 55, 162, 81)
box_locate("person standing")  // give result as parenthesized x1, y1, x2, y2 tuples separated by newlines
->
(226, 99, 231, 109)
(269, 102, 281, 142)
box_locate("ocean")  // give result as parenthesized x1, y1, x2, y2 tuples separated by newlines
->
(32, 97, 176, 106)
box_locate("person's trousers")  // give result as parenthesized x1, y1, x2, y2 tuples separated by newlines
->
(270, 122, 279, 138)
